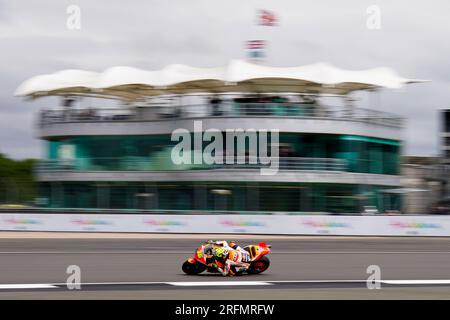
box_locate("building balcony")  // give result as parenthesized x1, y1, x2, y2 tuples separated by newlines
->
(35, 157, 401, 186)
(37, 157, 348, 172)
(39, 102, 404, 128)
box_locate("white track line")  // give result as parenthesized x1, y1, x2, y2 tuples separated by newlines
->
(167, 281, 273, 286)
(382, 280, 450, 285)
(1, 279, 450, 290)
(265, 279, 450, 285)
(0, 284, 57, 289)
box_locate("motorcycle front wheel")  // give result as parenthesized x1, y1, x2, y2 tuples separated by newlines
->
(182, 259, 207, 275)
(247, 256, 270, 274)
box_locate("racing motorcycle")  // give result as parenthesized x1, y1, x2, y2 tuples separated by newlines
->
(182, 242, 271, 275)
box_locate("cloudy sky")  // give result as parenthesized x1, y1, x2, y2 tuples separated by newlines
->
(1, 0, 449, 159)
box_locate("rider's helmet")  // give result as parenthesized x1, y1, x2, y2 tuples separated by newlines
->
(213, 246, 229, 259)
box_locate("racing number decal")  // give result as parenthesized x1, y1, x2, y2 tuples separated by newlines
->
(197, 250, 203, 259)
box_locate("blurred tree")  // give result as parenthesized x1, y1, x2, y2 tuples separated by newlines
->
(0, 153, 36, 205)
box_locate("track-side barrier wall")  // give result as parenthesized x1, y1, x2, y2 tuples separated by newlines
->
(1, 213, 450, 236)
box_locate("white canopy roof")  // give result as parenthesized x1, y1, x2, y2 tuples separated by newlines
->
(15, 60, 427, 100)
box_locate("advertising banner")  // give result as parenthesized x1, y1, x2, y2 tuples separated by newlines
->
(0, 213, 449, 236)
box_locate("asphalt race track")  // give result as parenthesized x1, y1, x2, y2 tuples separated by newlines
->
(0, 236, 449, 299)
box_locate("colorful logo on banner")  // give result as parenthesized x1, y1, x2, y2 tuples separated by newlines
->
(71, 218, 112, 226)
(4, 218, 42, 225)
(389, 221, 442, 229)
(302, 219, 352, 228)
(144, 219, 186, 227)
(220, 219, 265, 227)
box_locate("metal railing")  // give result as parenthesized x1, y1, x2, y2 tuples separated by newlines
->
(39, 102, 404, 128)
(36, 157, 348, 172)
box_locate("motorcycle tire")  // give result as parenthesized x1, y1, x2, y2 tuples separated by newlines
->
(247, 256, 270, 274)
(182, 259, 207, 275)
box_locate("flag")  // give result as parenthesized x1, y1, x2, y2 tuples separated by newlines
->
(258, 9, 277, 26)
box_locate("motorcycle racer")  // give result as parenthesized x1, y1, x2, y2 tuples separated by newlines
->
(182, 240, 271, 276)
(210, 242, 251, 276)
(205, 239, 244, 251)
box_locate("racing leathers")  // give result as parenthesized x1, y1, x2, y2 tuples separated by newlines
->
(204, 240, 251, 276)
